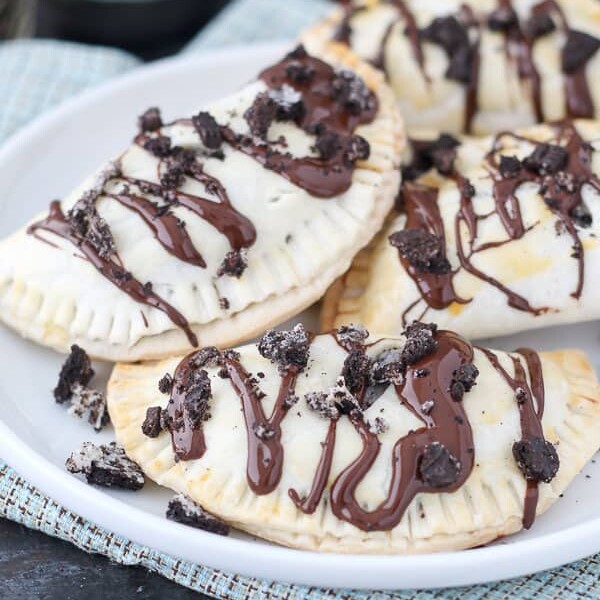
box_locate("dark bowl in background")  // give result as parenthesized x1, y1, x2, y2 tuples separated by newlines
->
(36, 0, 231, 59)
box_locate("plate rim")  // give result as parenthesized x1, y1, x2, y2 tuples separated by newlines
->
(0, 42, 598, 591)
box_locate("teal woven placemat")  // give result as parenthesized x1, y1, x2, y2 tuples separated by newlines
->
(0, 0, 598, 597)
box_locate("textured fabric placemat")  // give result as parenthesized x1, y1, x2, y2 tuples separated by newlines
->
(0, 0, 598, 597)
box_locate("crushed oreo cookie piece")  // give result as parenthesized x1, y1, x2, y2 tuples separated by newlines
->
(192, 111, 223, 149)
(450, 363, 479, 401)
(158, 373, 174, 394)
(561, 30, 600, 74)
(143, 135, 172, 158)
(244, 92, 277, 138)
(160, 163, 185, 190)
(170, 146, 197, 174)
(331, 69, 375, 115)
(499, 155, 522, 178)
(66, 442, 144, 490)
(217, 249, 248, 278)
(54, 345, 95, 403)
(341, 349, 371, 395)
(268, 84, 305, 121)
(402, 322, 438, 365)
(166, 493, 229, 535)
(190, 347, 223, 370)
(343, 135, 370, 166)
(335, 324, 369, 348)
(367, 416, 389, 435)
(512, 437, 559, 483)
(421, 16, 473, 83)
(68, 384, 109, 432)
(257, 324, 310, 373)
(370, 348, 404, 385)
(403, 134, 460, 180)
(142, 406, 165, 438)
(305, 391, 339, 419)
(419, 441, 461, 488)
(570, 203, 593, 228)
(253, 421, 276, 440)
(524, 143, 568, 175)
(315, 130, 342, 161)
(138, 107, 163, 133)
(68, 200, 116, 259)
(183, 369, 212, 429)
(487, 6, 518, 32)
(286, 59, 315, 83)
(526, 12, 556, 39)
(389, 229, 451, 274)
(331, 377, 361, 416)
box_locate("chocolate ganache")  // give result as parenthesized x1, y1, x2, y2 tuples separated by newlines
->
(148, 324, 557, 531)
(392, 120, 600, 324)
(333, 0, 600, 131)
(27, 47, 378, 343)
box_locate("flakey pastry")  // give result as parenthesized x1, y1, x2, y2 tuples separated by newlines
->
(107, 323, 600, 553)
(323, 119, 600, 340)
(304, 0, 600, 134)
(0, 43, 403, 361)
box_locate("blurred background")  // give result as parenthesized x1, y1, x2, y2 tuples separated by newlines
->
(0, 0, 232, 59)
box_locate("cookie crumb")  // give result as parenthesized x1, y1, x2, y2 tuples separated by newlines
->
(192, 111, 223, 149)
(142, 406, 165, 438)
(158, 373, 173, 394)
(419, 442, 461, 488)
(54, 345, 95, 403)
(68, 383, 109, 432)
(166, 493, 229, 535)
(138, 107, 163, 132)
(257, 324, 310, 373)
(217, 249, 248, 278)
(402, 322, 438, 365)
(450, 363, 479, 401)
(389, 229, 450, 274)
(512, 437, 559, 483)
(66, 442, 144, 490)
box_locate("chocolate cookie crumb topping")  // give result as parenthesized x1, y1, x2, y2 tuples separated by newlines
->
(166, 493, 229, 535)
(143, 135, 172, 158)
(192, 111, 223, 149)
(54, 344, 95, 403)
(253, 421, 276, 440)
(160, 163, 185, 190)
(191, 346, 223, 369)
(367, 416, 389, 435)
(450, 363, 479, 401)
(403, 134, 461, 180)
(68, 200, 116, 259)
(389, 229, 451, 274)
(524, 143, 568, 175)
(68, 384, 109, 432)
(158, 373, 174, 394)
(66, 442, 144, 490)
(341, 349, 371, 395)
(513, 437, 559, 483)
(183, 369, 212, 429)
(285, 59, 315, 83)
(402, 322, 438, 365)
(499, 155, 522, 178)
(331, 69, 375, 116)
(370, 348, 404, 385)
(305, 391, 339, 419)
(487, 7, 518, 32)
(419, 441, 461, 488)
(335, 324, 369, 348)
(244, 92, 278, 138)
(315, 130, 342, 161)
(561, 30, 600, 74)
(343, 135, 370, 166)
(257, 324, 310, 373)
(138, 107, 163, 133)
(331, 377, 361, 416)
(268, 84, 305, 121)
(217, 249, 248, 278)
(570, 204, 593, 228)
(142, 406, 164, 438)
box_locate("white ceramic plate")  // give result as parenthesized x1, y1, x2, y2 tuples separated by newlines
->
(0, 42, 598, 591)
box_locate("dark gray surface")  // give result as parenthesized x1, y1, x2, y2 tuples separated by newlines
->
(0, 517, 212, 599)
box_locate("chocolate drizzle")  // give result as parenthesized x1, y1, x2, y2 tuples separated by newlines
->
(396, 121, 599, 323)
(28, 201, 198, 346)
(334, 0, 599, 131)
(27, 47, 375, 342)
(478, 346, 550, 529)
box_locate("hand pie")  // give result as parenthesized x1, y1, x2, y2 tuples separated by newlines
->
(303, 0, 600, 134)
(323, 119, 600, 341)
(0, 44, 403, 362)
(107, 323, 600, 553)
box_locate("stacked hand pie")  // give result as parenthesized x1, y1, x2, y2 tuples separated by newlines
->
(1, 8, 599, 555)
